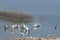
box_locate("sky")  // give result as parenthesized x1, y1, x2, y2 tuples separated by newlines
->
(0, 0, 60, 16)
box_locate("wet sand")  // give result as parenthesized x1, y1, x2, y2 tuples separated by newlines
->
(9, 37, 60, 40)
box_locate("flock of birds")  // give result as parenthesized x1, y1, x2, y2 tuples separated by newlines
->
(2, 16, 58, 37)
(3, 22, 41, 36)
(3, 22, 58, 37)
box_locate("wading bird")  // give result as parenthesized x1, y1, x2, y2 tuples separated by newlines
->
(4, 25, 9, 32)
(11, 24, 20, 34)
(20, 23, 30, 36)
(33, 18, 41, 30)
(55, 24, 57, 30)
(33, 23, 41, 30)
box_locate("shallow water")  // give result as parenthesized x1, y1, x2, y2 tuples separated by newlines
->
(0, 15, 60, 40)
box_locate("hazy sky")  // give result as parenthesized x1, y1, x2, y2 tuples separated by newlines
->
(0, 0, 60, 15)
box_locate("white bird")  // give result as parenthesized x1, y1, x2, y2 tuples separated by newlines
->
(33, 23, 41, 30)
(11, 23, 21, 29)
(33, 19, 41, 30)
(11, 24, 19, 34)
(20, 23, 30, 36)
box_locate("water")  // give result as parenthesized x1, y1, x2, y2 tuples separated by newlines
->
(0, 0, 60, 40)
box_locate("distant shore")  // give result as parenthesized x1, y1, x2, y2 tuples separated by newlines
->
(0, 11, 33, 23)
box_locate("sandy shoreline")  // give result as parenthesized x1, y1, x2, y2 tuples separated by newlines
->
(9, 37, 60, 40)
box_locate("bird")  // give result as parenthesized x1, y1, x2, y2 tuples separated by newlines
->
(4, 25, 9, 32)
(20, 23, 30, 36)
(55, 24, 57, 30)
(33, 23, 41, 30)
(11, 24, 19, 34)
(46, 34, 50, 38)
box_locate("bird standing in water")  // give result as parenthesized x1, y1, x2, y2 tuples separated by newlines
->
(55, 24, 57, 30)
(11, 24, 19, 34)
(20, 23, 30, 36)
(4, 25, 9, 32)
(33, 23, 41, 30)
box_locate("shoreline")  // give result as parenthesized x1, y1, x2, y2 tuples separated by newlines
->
(0, 11, 33, 23)
(9, 37, 60, 40)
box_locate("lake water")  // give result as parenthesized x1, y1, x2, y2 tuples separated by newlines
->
(0, 0, 60, 40)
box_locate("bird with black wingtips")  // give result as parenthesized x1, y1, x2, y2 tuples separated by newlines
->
(20, 23, 30, 36)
